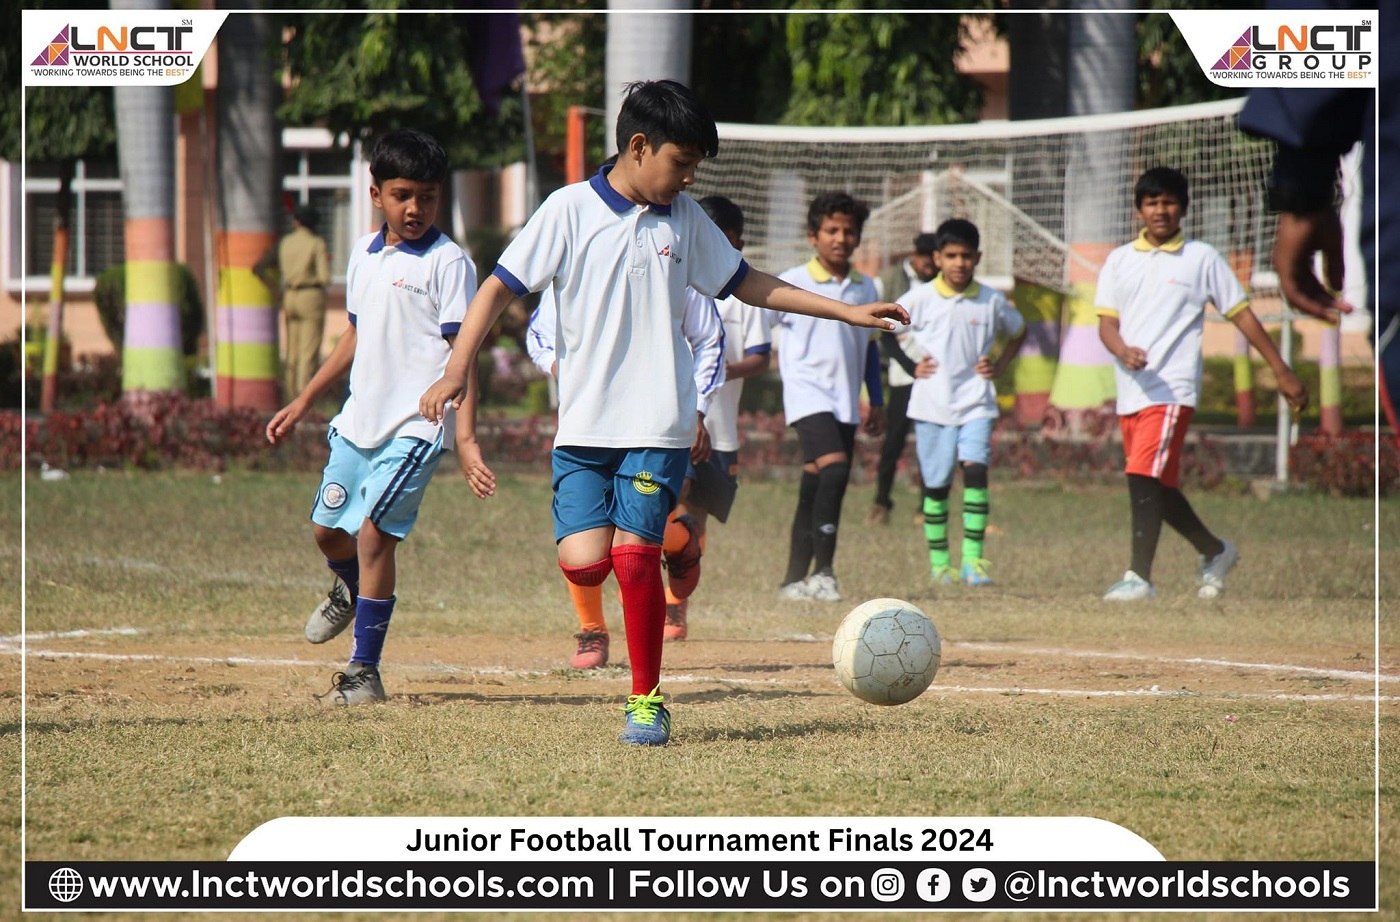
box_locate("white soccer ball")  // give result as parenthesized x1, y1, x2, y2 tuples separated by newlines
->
(832, 598, 941, 705)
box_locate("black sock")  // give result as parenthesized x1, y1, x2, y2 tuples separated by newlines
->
(1127, 474, 1165, 581)
(1162, 487, 1224, 558)
(811, 462, 851, 574)
(783, 471, 820, 585)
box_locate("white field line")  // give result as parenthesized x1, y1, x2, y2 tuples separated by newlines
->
(7, 628, 1396, 704)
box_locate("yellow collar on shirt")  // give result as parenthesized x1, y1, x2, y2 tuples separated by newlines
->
(1132, 229, 1187, 252)
(806, 257, 865, 284)
(933, 274, 981, 299)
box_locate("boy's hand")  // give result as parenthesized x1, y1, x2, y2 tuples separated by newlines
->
(862, 404, 886, 438)
(1116, 345, 1149, 371)
(691, 414, 712, 464)
(266, 399, 308, 445)
(1278, 368, 1310, 414)
(915, 356, 938, 378)
(419, 374, 467, 424)
(975, 356, 996, 380)
(1274, 211, 1354, 324)
(854, 302, 911, 331)
(457, 439, 497, 499)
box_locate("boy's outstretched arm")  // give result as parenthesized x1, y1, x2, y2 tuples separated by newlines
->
(266, 324, 357, 444)
(420, 274, 518, 423)
(734, 269, 908, 329)
(1230, 306, 1310, 412)
(453, 352, 497, 499)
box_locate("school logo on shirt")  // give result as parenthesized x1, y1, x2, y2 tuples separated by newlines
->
(657, 244, 682, 265)
(631, 471, 661, 495)
(392, 277, 429, 296)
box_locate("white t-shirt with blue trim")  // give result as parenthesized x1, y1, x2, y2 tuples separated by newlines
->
(706, 295, 771, 452)
(495, 165, 747, 450)
(331, 225, 476, 449)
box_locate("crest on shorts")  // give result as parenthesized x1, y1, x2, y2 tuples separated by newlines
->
(321, 482, 348, 509)
(631, 471, 661, 495)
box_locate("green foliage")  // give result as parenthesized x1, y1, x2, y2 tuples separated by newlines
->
(275, 6, 525, 168)
(1137, 3, 1261, 107)
(24, 87, 117, 165)
(521, 5, 606, 175)
(93, 263, 205, 358)
(778, 4, 987, 127)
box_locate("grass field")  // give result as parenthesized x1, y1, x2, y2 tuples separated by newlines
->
(5, 468, 1397, 919)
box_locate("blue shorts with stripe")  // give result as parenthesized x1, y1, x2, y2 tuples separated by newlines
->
(551, 446, 689, 544)
(311, 428, 444, 540)
(914, 416, 994, 489)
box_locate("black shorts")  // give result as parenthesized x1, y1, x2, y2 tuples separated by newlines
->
(688, 449, 739, 523)
(792, 412, 857, 463)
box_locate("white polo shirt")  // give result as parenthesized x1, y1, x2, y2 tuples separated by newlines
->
(897, 276, 1024, 427)
(769, 258, 879, 426)
(706, 294, 772, 452)
(1095, 230, 1247, 415)
(331, 226, 475, 449)
(495, 164, 747, 449)
(525, 285, 727, 416)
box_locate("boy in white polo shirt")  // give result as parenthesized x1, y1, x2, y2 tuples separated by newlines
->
(1097, 167, 1307, 601)
(525, 266, 726, 666)
(267, 129, 478, 704)
(772, 192, 886, 603)
(420, 81, 905, 745)
(897, 219, 1025, 587)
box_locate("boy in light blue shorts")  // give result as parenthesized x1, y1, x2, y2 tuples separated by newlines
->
(267, 129, 479, 704)
(896, 219, 1025, 587)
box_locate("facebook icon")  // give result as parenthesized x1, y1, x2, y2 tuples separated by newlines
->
(916, 868, 951, 903)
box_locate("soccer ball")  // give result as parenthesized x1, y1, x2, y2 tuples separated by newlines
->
(832, 598, 941, 705)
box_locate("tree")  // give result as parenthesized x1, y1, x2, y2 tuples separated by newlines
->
(24, 87, 117, 411)
(275, 7, 525, 169)
(215, 11, 281, 411)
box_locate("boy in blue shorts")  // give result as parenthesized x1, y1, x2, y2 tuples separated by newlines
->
(895, 219, 1025, 587)
(420, 80, 905, 745)
(267, 129, 479, 704)
(1097, 167, 1307, 601)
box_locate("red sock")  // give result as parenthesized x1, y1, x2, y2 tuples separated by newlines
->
(611, 544, 664, 695)
(560, 557, 612, 587)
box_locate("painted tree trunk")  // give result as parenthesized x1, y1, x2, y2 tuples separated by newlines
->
(1318, 324, 1343, 435)
(605, 1, 692, 157)
(40, 160, 73, 413)
(114, 82, 183, 397)
(215, 11, 281, 410)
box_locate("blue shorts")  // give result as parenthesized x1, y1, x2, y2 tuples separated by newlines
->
(914, 417, 994, 489)
(311, 428, 444, 540)
(551, 446, 689, 543)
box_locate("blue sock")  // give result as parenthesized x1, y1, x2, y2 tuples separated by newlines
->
(349, 596, 395, 666)
(327, 556, 359, 600)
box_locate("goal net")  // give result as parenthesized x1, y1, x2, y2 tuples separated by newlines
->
(686, 99, 1277, 304)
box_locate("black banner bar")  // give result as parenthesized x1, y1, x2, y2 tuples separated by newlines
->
(26, 861, 1377, 911)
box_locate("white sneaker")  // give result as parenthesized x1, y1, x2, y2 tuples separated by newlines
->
(1103, 570, 1157, 602)
(1197, 539, 1239, 599)
(777, 580, 813, 601)
(804, 571, 842, 602)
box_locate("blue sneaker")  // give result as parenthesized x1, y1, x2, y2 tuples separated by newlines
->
(619, 687, 671, 746)
(961, 558, 994, 587)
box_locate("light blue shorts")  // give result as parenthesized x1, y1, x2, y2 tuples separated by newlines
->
(551, 446, 689, 543)
(914, 417, 994, 489)
(311, 428, 444, 540)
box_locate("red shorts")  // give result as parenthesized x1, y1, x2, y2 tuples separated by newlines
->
(1119, 405, 1193, 488)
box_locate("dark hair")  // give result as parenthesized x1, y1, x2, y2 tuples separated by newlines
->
(292, 204, 319, 231)
(369, 128, 448, 186)
(699, 195, 744, 236)
(806, 191, 869, 235)
(934, 218, 979, 251)
(913, 232, 938, 256)
(1134, 166, 1190, 209)
(615, 80, 719, 159)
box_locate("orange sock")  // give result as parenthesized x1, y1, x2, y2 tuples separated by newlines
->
(566, 580, 607, 634)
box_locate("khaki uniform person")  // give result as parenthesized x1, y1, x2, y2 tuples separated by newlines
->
(259, 205, 330, 397)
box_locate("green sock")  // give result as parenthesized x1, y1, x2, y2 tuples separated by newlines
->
(923, 495, 950, 570)
(962, 486, 989, 562)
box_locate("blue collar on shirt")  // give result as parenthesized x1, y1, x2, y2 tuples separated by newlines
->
(365, 223, 442, 255)
(589, 163, 673, 216)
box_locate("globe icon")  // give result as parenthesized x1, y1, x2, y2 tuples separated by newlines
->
(48, 867, 83, 903)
